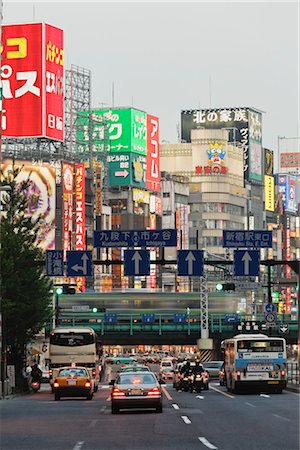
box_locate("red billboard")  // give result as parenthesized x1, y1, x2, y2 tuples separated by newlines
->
(62, 163, 74, 255)
(1, 23, 64, 141)
(75, 163, 86, 292)
(146, 115, 160, 192)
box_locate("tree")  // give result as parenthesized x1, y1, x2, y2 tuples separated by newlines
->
(0, 163, 52, 391)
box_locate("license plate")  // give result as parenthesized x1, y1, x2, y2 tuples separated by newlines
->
(67, 379, 77, 385)
(248, 365, 273, 372)
(267, 381, 279, 384)
(130, 389, 141, 395)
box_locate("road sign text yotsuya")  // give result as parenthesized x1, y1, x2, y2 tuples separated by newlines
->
(93, 229, 177, 248)
(223, 230, 272, 248)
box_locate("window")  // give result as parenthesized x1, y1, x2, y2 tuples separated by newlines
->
(163, 192, 170, 197)
(50, 332, 95, 346)
(237, 340, 284, 352)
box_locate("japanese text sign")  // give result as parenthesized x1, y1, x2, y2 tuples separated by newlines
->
(62, 162, 74, 254)
(46, 250, 64, 276)
(146, 114, 160, 192)
(93, 229, 177, 248)
(1, 23, 64, 141)
(223, 230, 272, 248)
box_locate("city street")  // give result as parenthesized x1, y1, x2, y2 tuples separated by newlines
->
(1, 377, 299, 450)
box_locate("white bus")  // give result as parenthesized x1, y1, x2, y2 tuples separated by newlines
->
(221, 334, 287, 394)
(49, 327, 100, 391)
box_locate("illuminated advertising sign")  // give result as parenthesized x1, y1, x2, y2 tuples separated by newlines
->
(1, 159, 55, 250)
(76, 108, 146, 155)
(264, 175, 274, 211)
(62, 163, 74, 254)
(108, 153, 146, 188)
(94, 161, 102, 215)
(75, 164, 85, 292)
(181, 107, 263, 183)
(195, 141, 228, 175)
(1, 23, 64, 141)
(277, 174, 297, 213)
(264, 148, 274, 175)
(146, 114, 160, 192)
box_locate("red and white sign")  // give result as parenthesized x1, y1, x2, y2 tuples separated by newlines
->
(1, 23, 64, 141)
(146, 115, 160, 192)
(62, 163, 74, 255)
(75, 164, 85, 292)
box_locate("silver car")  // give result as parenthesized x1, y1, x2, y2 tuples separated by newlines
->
(202, 361, 224, 379)
(110, 371, 164, 414)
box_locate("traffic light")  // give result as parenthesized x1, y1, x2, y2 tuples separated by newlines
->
(92, 307, 98, 313)
(55, 287, 63, 295)
(55, 284, 76, 295)
(216, 282, 235, 291)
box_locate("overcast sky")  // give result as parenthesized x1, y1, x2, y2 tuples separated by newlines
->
(3, 1, 299, 155)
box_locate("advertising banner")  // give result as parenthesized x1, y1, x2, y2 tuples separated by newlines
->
(75, 163, 85, 292)
(181, 107, 263, 183)
(146, 114, 160, 192)
(264, 175, 275, 211)
(94, 161, 102, 215)
(264, 148, 274, 175)
(62, 163, 74, 254)
(277, 174, 297, 213)
(280, 153, 300, 169)
(1, 23, 64, 140)
(108, 152, 146, 188)
(1, 159, 55, 250)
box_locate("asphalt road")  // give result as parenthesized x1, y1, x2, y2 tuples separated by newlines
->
(0, 376, 299, 450)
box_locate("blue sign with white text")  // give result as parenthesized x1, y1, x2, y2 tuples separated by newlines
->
(177, 250, 204, 276)
(124, 250, 150, 276)
(66, 251, 93, 277)
(141, 314, 156, 323)
(93, 229, 177, 248)
(173, 313, 187, 323)
(265, 303, 276, 313)
(225, 313, 239, 323)
(223, 230, 272, 248)
(104, 314, 117, 324)
(46, 250, 64, 277)
(234, 250, 260, 276)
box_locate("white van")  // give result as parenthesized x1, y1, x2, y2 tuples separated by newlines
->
(160, 359, 173, 371)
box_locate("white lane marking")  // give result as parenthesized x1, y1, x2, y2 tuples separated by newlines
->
(181, 415, 191, 424)
(162, 386, 173, 401)
(260, 394, 270, 398)
(273, 414, 290, 422)
(196, 395, 205, 399)
(101, 385, 110, 389)
(100, 406, 106, 412)
(245, 402, 256, 408)
(210, 386, 235, 399)
(198, 437, 218, 449)
(172, 403, 180, 410)
(89, 419, 98, 428)
(73, 442, 84, 450)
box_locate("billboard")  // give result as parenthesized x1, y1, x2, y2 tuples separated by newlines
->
(1, 159, 55, 250)
(181, 107, 263, 183)
(1, 23, 64, 141)
(75, 164, 85, 292)
(146, 114, 160, 192)
(264, 175, 274, 212)
(277, 174, 297, 213)
(280, 153, 300, 170)
(76, 108, 147, 155)
(62, 163, 74, 254)
(264, 148, 274, 175)
(108, 153, 146, 188)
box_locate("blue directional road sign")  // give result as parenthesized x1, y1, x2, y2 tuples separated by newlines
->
(173, 313, 187, 323)
(46, 250, 64, 276)
(104, 314, 117, 324)
(225, 313, 239, 323)
(223, 230, 272, 248)
(234, 250, 260, 276)
(141, 314, 156, 323)
(66, 251, 93, 277)
(124, 250, 150, 276)
(177, 250, 204, 276)
(93, 229, 177, 248)
(265, 303, 276, 313)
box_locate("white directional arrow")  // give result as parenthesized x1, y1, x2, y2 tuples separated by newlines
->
(241, 251, 252, 275)
(185, 251, 196, 275)
(71, 253, 89, 275)
(132, 251, 142, 275)
(115, 170, 129, 178)
(196, 395, 205, 399)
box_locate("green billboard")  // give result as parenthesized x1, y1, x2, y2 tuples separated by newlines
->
(108, 153, 146, 188)
(76, 108, 147, 156)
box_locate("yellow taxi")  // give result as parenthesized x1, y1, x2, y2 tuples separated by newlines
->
(53, 366, 94, 401)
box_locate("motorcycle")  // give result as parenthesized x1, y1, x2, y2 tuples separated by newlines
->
(190, 373, 202, 393)
(31, 380, 41, 392)
(180, 374, 191, 392)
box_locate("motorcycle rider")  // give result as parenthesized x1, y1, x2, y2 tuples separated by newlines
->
(191, 360, 204, 392)
(31, 363, 42, 383)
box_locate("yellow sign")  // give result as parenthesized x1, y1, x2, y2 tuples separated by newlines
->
(132, 188, 150, 204)
(264, 175, 274, 211)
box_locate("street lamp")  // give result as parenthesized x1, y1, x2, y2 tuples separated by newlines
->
(0, 185, 12, 398)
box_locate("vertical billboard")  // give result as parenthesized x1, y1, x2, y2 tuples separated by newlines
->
(1, 23, 64, 140)
(75, 163, 85, 292)
(264, 148, 274, 175)
(94, 161, 102, 215)
(146, 114, 160, 192)
(277, 174, 297, 213)
(264, 175, 275, 212)
(181, 107, 263, 183)
(1, 159, 55, 250)
(62, 163, 74, 254)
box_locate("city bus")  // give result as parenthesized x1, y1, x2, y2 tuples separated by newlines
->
(221, 334, 287, 394)
(49, 327, 101, 392)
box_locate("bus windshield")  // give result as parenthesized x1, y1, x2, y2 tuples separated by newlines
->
(237, 340, 284, 352)
(50, 332, 95, 347)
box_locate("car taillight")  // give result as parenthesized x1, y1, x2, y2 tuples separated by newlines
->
(219, 371, 224, 376)
(49, 369, 53, 376)
(85, 382, 91, 388)
(53, 382, 59, 388)
(92, 369, 96, 377)
(196, 375, 202, 380)
(203, 373, 208, 378)
(281, 370, 285, 377)
(236, 371, 241, 380)
(178, 374, 183, 379)
(112, 388, 125, 397)
(147, 387, 161, 396)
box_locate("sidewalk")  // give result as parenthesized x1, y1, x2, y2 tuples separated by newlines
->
(285, 382, 300, 394)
